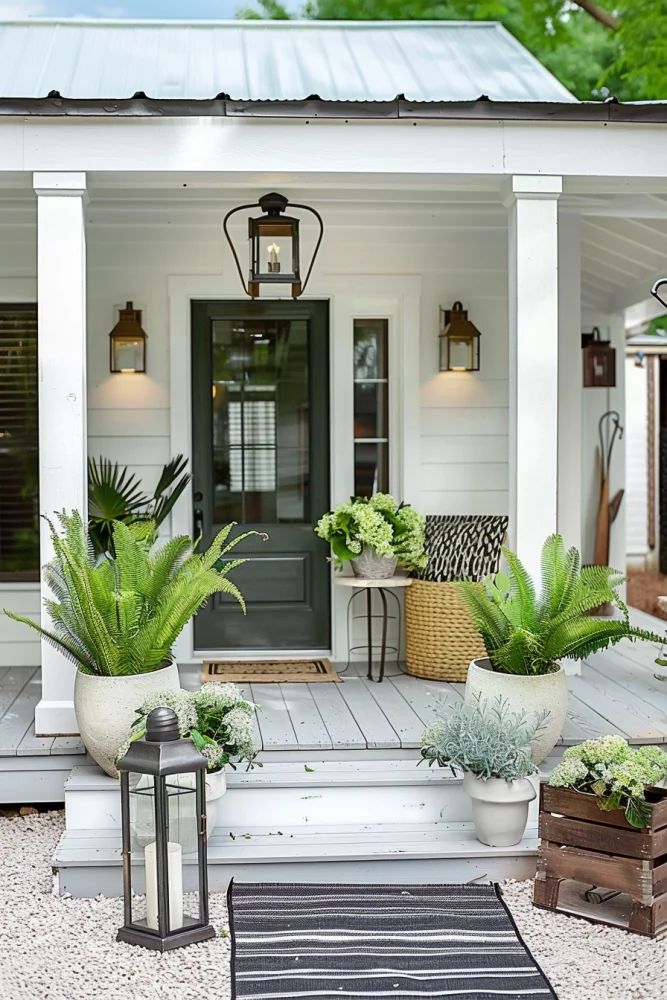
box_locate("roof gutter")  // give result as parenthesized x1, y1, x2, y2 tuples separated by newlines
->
(1, 93, 667, 123)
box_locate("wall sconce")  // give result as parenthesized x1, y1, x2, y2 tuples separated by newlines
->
(109, 301, 147, 373)
(223, 192, 323, 299)
(582, 326, 616, 387)
(439, 301, 481, 372)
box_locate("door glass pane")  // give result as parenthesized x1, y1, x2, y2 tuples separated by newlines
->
(353, 319, 389, 496)
(211, 318, 309, 524)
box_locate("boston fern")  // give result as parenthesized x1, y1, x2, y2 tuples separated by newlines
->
(458, 534, 663, 676)
(4, 511, 256, 677)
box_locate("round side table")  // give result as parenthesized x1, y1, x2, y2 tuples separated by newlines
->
(334, 576, 412, 683)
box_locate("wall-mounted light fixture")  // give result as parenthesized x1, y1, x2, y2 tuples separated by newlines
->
(223, 192, 323, 299)
(582, 326, 616, 387)
(439, 301, 481, 372)
(109, 301, 147, 374)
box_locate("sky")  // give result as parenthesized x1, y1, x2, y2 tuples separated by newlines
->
(0, 1, 254, 17)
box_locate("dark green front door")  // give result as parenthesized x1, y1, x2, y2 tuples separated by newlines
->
(191, 300, 330, 651)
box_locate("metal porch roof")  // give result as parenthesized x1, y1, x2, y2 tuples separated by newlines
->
(0, 19, 575, 104)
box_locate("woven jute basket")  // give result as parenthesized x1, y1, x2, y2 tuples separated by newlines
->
(405, 579, 486, 682)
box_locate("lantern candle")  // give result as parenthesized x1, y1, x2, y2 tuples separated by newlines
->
(145, 840, 184, 931)
(267, 242, 280, 272)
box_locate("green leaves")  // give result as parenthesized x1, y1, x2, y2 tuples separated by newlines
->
(4, 511, 259, 677)
(457, 533, 664, 675)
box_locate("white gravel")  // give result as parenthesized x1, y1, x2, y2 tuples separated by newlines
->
(1, 811, 666, 1000)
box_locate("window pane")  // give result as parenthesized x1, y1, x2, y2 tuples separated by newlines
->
(353, 383, 388, 439)
(353, 319, 388, 496)
(0, 305, 39, 580)
(211, 318, 310, 524)
(354, 442, 389, 498)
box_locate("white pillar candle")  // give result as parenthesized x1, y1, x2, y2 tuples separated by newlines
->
(145, 841, 183, 932)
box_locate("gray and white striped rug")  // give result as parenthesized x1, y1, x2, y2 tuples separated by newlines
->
(228, 881, 557, 1000)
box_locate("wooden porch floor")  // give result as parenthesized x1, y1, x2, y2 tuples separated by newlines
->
(2, 607, 666, 768)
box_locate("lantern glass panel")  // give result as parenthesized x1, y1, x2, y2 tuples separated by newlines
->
(111, 335, 145, 373)
(128, 775, 200, 935)
(253, 221, 297, 281)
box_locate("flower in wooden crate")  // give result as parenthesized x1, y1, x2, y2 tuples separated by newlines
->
(549, 736, 667, 828)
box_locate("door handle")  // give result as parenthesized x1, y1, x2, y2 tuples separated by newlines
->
(193, 508, 204, 541)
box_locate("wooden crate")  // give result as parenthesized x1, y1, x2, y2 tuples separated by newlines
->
(533, 783, 667, 937)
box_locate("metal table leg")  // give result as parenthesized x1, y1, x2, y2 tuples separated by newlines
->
(366, 587, 373, 681)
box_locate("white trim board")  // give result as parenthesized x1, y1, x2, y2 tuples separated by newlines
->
(168, 272, 421, 663)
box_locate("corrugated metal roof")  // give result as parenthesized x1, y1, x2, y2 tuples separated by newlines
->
(0, 19, 576, 103)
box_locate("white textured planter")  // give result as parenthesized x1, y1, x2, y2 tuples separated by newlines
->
(465, 658, 568, 765)
(74, 661, 181, 779)
(351, 547, 398, 579)
(462, 771, 536, 848)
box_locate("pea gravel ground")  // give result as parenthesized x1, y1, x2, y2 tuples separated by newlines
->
(1, 811, 666, 1000)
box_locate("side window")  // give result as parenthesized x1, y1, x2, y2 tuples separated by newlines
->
(0, 304, 39, 580)
(353, 319, 389, 496)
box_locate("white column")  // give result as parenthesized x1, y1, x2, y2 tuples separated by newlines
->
(506, 176, 562, 585)
(33, 172, 87, 736)
(557, 213, 582, 553)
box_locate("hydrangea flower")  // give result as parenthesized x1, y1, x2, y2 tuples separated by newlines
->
(314, 494, 427, 570)
(137, 689, 198, 736)
(548, 759, 588, 788)
(563, 734, 631, 768)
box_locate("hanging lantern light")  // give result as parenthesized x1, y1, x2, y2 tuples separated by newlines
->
(582, 326, 616, 387)
(223, 192, 323, 299)
(439, 301, 481, 372)
(116, 707, 215, 952)
(109, 301, 147, 373)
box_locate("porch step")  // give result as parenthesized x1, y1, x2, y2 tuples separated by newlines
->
(65, 759, 484, 831)
(53, 820, 540, 898)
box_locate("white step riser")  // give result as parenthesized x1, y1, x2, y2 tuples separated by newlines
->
(65, 780, 476, 831)
(57, 855, 538, 899)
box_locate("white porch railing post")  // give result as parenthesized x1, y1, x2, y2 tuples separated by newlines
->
(33, 171, 87, 737)
(506, 176, 562, 586)
(557, 213, 582, 553)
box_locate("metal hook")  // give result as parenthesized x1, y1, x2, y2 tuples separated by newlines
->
(651, 278, 667, 310)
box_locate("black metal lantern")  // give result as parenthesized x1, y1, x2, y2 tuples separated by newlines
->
(109, 301, 147, 373)
(582, 326, 616, 387)
(439, 301, 481, 372)
(223, 192, 323, 299)
(116, 707, 215, 952)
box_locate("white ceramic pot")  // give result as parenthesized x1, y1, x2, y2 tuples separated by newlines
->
(169, 768, 227, 841)
(465, 658, 568, 765)
(74, 661, 181, 778)
(462, 771, 536, 848)
(351, 547, 398, 579)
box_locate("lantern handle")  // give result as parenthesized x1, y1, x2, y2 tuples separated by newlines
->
(651, 278, 667, 310)
(222, 202, 257, 297)
(289, 202, 324, 296)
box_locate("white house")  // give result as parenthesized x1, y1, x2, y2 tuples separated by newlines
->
(1, 17, 667, 892)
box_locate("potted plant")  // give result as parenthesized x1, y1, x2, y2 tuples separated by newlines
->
(547, 736, 667, 828)
(4, 511, 255, 778)
(118, 683, 259, 836)
(420, 694, 548, 847)
(315, 493, 427, 579)
(457, 534, 663, 763)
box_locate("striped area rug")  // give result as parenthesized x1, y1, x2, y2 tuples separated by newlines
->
(228, 881, 557, 1000)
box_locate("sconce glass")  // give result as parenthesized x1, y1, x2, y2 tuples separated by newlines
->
(109, 301, 147, 373)
(439, 301, 481, 372)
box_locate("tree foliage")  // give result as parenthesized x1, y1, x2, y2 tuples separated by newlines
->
(237, 0, 667, 101)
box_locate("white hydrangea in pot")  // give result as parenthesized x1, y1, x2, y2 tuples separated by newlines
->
(315, 493, 428, 579)
(118, 683, 259, 839)
(420, 694, 549, 848)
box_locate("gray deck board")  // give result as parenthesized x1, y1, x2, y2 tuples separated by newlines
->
(279, 683, 333, 750)
(307, 684, 366, 750)
(250, 683, 300, 750)
(0, 671, 42, 755)
(336, 676, 400, 749)
(361, 678, 425, 748)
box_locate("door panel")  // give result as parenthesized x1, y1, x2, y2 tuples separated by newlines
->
(191, 300, 330, 651)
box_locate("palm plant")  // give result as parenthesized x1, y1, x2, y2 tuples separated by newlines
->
(88, 454, 190, 556)
(4, 510, 256, 676)
(458, 534, 663, 676)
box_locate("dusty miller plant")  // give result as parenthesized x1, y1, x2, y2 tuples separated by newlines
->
(420, 694, 547, 781)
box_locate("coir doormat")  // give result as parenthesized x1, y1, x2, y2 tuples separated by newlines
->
(201, 658, 341, 684)
(228, 881, 558, 1000)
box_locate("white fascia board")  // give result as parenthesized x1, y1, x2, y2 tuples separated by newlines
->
(0, 118, 666, 180)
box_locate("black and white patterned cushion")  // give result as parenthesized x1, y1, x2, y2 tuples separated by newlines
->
(417, 514, 508, 583)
